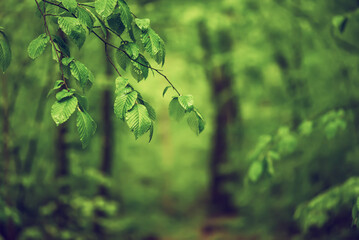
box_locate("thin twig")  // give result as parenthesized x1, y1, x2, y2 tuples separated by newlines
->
(78, 3, 94, 8)
(34, 0, 69, 91)
(92, 30, 181, 95)
(42, 0, 181, 96)
(104, 42, 122, 77)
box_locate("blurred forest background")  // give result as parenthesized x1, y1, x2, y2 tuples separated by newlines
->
(2, 0, 359, 239)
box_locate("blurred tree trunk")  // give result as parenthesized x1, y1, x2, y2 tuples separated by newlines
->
(1, 73, 15, 240)
(94, 32, 115, 238)
(24, 68, 53, 174)
(54, 30, 70, 231)
(198, 21, 239, 216)
(274, 0, 311, 127)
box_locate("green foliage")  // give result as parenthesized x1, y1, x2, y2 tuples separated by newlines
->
(56, 88, 75, 101)
(299, 120, 313, 136)
(69, 59, 94, 91)
(162, 86, 172, 97)
(169, 97, 185, 121)
(77, 109, 97, 148)
(117, 0, 133, 30)
(169, 96, 204, 135)
(295, 177, 359, 231)
(131, 54, 150, 82)
(142, 29, 166, 65)
(95, 0, 117, 18)
(107, 9, 125, 35)
(115, 41, 140, 70)
(76, 7, 94, 30)
(25, 0, 204, 146)
(178, 95, 194, 112)
(53, 35, 71, 57)
(187, 109, 205, 135)
(27, 33, 49, 59)
(114, 90, 138, 120)
(248, 161, 263, 182)
(132, 18, 166, 66)
(134, 18, 150, 31)
(320, 109, 347, 139)
(0, 29, 11, 72)
(51, 95, 78, 125)
(114, 76, 129, 94)
(125, 104, 152, 139)
(47, 80, 64, 97)
(60, 0, 77, 13)
(58, 17, 86, 49)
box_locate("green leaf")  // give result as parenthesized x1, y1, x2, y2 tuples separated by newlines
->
(88, 9, 108, 37)
(115, 76, 129, 94)
(114, 91, 138, 120)
(53, 35, 70, 57)
(115, 42, 139, 70)
(125, 104, 152, 139)
(122, 41, 139, 59)
(56, 89, 75, 101)
(60, 0, 78, 12)
(0, 30, 12, 73)
(299, 120, 313, 136)
(95, 0, 117, 18)
(117, 0, 133, 30)
(51, 96, 78, 125)
(130, 22, 144, 48)
(178, 95, 194, 112)
(115, 48, 129, 70)
(153, 35, 165, 66)
(162, 86, 172, 97)
(76, 7, 94, 30)
(187, 109, 205, 135)
(77, 109, 97, 148)
(248, 161, 263, 182)
(47, 80, 64, 97)
(61, 57, 74, 66)
(131, 54, 150, 82)
(75, 94, 89, 111)
(135, 18, 150, 31)
(107, 9, 125, 35)
(27, 33, 50, 59)
(143, 101, 156, 121)
(149, 123, 154, 143)
(58, 17, 86, 49)
(142, 28, 165, 57)
(169, 97, 185, 121)
(70, 60, 94, 91)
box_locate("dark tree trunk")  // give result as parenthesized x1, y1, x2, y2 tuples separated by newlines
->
(94, 33, 115, 238)
(1, 72, 15, 240)
(198, 21, 240, 217)
(54, 30, 70, 231)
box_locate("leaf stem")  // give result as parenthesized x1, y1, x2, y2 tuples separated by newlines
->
(42, 0, 181, 96)
(34, 0, 69, 91)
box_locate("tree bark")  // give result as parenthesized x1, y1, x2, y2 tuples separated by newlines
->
(198, 21, 240, 217)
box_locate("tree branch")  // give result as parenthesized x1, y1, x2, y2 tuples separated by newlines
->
(43, 0, 181, 96)
(34, 0, 69, 91)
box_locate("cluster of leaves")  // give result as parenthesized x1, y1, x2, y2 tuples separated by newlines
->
(246, 109, 347, 183)
(294, 177, 359, 231)
(26, 0, 204, 147)
(168, 95, 205, 135)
